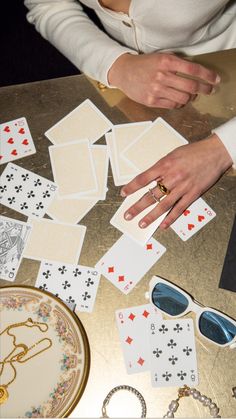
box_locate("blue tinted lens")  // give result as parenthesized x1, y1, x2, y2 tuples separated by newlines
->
(151, 283, 189, 316)
(199, 311, 236, 345)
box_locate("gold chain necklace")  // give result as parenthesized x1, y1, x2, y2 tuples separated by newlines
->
(0, 318, 52, 405)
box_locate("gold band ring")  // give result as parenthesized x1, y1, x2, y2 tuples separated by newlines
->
(148, 188, 160, 203)
(157, 182, 170, 195)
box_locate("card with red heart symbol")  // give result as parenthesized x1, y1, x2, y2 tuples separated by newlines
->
(0, 117, 36, 165)
(170, 197, 216, 241)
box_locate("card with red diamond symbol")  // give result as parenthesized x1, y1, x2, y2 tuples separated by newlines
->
(95, 235, 166, 294)
(115, 303, 162, 374)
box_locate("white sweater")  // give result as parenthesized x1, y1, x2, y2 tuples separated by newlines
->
(24, 0, 236, 166)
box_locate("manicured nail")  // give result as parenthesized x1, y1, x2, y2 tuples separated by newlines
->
(139, 221, 147, 229)
(124, 212, 133, 220)
(215, 75, 221, 84)
(120, 189, 127, 197)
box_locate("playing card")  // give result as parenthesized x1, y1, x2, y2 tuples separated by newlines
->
(47, 194, 98, 224)
(122, 117, 188, 172)
(171, 197, 216, 241)
(35, 260, 101, 312)
(49, 139, 98, 198)
(0, 117, 36, 165)
(45, 99, 113, 145)
(68, 144, 108, 200)
(0, 163, 57, 218)
(110, 181, 168, 245)
(0, 216, 32, 281)
(95, 235, 166, 294)
(149, 318, 198, 387)
(115, 304, 162, 374)
(106, 132, 125, 187)
(107, 122, 152, 185)
(23, 218, 86, 264)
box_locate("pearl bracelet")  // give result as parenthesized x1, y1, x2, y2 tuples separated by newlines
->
(163, 385, 221, 418)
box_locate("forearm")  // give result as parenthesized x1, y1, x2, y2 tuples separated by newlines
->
(212, 117, 236, 169)
(24, 0, 137, 85)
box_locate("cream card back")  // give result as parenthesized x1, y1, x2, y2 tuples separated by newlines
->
(123, 118, 188, 172)
(45, 99, 113, 145)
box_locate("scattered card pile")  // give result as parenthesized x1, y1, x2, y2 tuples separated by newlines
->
(0, 99, 216, 319)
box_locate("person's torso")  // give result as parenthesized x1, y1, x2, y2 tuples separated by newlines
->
(80, 0, 235, 53)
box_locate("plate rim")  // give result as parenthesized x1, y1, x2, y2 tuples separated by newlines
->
(0, 284, 91, 418)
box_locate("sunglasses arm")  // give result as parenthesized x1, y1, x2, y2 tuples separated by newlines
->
(229, 340, 236, 349)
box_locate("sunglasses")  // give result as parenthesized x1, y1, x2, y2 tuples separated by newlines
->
(148, 276, 236, 348)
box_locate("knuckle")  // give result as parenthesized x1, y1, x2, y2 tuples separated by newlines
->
(159, 53, 172, 68)
(155, 71, 165, 83)
(145, 95, 156, 107)
(185, 61, 198, 75)
(161, 159, 172, 171)
(178, 92, 191, 104)
(136, 172, 149, 185)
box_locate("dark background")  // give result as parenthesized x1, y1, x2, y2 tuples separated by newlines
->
(0, 1, 101, 87)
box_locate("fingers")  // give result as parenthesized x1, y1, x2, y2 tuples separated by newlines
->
(145, 97, 182, 109)
(160, 71, 214, 96)
(121, 163, 162, 197)
(159, 54, 220, 85)
(159, 195, 195, 229)
(124, 187, 163, 220)
(138, 188, 182, 228)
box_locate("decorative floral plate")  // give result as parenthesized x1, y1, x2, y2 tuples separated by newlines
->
(0, 285, 90, 417)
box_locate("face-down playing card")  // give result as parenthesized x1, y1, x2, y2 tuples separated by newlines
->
(0, 117, 36, 165)
(0, 163, 57, 218)
(122, 117, 188, 173)
(35, 260, 101, 312)
(95, 234, 166, 294)
(116, 303, 162, 374)
(23, 218, 86, 264)
(49, 139, 98, 198)
(45, 99, 113, 145)
(0, 216, 32, 282)
(46, 194, 98, 224)
(171, 197, 216, 241)
(149, 318, 198, 387)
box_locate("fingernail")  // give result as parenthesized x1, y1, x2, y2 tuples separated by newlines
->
(160, 222, 168, 230)
(210, 87, 216, 95)
(124, 212, 133, 220)
(139, 221, 147, 229)
(215, 75, 221, 84)
(120, 189, 127, 197)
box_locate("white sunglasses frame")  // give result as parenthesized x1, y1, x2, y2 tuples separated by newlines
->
(147, 275, 236, 349)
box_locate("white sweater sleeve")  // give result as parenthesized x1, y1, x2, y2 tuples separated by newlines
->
(24, 0, 137, 85)
(212, 117, 236, 169)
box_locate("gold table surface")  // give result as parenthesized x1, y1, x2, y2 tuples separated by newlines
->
(0, 48, 236, 418)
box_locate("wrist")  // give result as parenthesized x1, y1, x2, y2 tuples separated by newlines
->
(206, 133, 233, 173)
(107, 53, 133, 87)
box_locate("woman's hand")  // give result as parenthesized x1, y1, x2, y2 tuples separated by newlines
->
(108, 52, 220, 109)
(120, 134, 233, 229)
